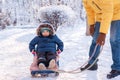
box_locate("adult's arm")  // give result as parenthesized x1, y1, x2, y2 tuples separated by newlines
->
(99, 0, 113, 34)
(83, 0, 95, 26)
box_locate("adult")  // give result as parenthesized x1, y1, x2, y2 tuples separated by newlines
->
(82, 0, 120, 78)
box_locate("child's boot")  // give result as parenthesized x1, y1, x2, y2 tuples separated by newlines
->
(48, 59, 56, 69)
(39, 63, 46, 70)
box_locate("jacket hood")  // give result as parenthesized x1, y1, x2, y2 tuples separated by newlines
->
(37, 22, 55, 36)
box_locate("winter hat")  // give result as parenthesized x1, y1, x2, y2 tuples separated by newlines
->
(37, 21, 55, 36)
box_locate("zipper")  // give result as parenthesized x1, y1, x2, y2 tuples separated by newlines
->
(92, 1, 101, 10)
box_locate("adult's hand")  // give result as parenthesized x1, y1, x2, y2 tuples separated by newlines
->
(90, 24, 95, 36)
(96, 33, 106, 45)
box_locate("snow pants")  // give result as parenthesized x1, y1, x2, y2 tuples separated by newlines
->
(37, 52, 57, 67)
(89, 20, 120, 71)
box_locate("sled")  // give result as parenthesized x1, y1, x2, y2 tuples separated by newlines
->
(31, 61, 59, 78)
(30, 55, 60, 78)
(31, 70, 59, 78)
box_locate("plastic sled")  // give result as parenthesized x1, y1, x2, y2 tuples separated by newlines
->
(31, 69, 59, 77)
(30, 55, 59, 78)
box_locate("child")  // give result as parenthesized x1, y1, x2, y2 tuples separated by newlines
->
(29, 22, 64, 70)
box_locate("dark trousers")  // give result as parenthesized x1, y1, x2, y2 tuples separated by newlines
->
(37, 52, 56, 67)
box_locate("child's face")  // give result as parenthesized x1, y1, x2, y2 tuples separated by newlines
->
(42, 30, 50, 37)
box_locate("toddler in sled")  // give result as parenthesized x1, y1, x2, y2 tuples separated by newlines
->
(29, 22, 64, 71)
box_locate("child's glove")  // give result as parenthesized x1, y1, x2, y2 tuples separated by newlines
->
(56, 49, 61, 55)
(32, 50, 36, 56)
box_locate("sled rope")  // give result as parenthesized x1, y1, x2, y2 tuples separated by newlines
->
(54, 44, 103, 74)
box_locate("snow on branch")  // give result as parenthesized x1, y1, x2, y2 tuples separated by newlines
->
(0, 12, 11, 30)
(39, 5, 77, 31)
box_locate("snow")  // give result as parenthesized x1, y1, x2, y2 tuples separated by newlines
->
(0, 21, 120, 80)
(0, 1, 120, 80)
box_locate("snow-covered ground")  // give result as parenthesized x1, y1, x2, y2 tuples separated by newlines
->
(0, 21, 120, 80)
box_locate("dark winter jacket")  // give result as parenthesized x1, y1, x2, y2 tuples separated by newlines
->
(29, 35, 64, 53)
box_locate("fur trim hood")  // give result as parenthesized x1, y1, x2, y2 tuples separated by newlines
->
(37, 22, 55, 36)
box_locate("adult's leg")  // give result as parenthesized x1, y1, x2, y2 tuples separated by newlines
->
(81, 22, 102, 71)
(110, 20, 120, 71)
(88, 22, 101, 64)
